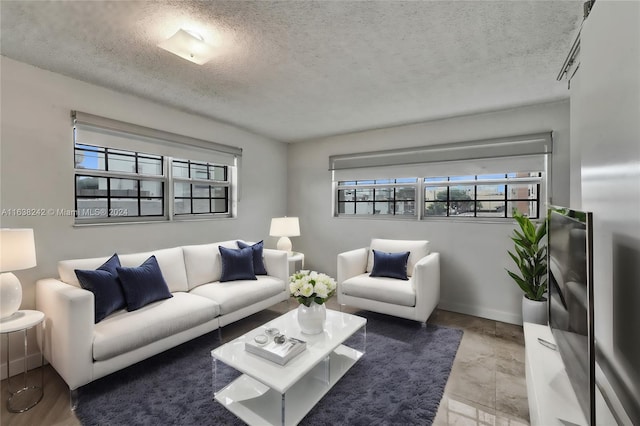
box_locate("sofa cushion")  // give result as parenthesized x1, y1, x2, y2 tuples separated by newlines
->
(92, 292, 219, 362)
(219, 246, 257, 282)
(366, 239, 430, 277)
(190, 276, 285, 315)
(117, 256, 173, 311)
(182, 241, 239, 290)
(119, 247, 189, 293)
(75, 254, 126, 323)
(370, 250, 410, 280)
(341, 273, 416, 307)
(237, 240, 268, 275)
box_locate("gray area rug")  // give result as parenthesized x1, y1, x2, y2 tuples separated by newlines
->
(76, 311, 463, 425)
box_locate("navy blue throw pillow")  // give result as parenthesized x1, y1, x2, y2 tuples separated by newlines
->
(75, 254, 125, 323)
(219, 246, 257, 282)
(116, 256, 173, 311)
(236, 240, 268, 275)
(370, 250, 410, 280)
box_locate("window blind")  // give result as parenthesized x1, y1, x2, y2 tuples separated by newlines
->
(72, 111, 241, 166)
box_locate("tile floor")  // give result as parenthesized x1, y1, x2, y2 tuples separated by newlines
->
(0, 301, 529, 426)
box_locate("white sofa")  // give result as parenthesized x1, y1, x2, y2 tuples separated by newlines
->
(35, 240, 289, 395)
(337, 239, 440, 324)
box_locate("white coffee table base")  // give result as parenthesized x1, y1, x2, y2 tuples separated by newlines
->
(214, 344, 364, 426)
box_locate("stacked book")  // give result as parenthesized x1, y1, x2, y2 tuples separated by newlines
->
(245, 335, 307, 365)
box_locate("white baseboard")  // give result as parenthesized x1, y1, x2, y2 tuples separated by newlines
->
(437, 301, 522, 325)
(1, 352, 45, 381)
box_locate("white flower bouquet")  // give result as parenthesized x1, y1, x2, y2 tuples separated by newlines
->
(289, 270, 337, 307)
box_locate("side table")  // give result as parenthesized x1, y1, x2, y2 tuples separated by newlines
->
(0, 310, 45, 413)
(288, 252, 305, 275)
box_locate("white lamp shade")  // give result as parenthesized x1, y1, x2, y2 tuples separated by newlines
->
(0, 229, 37, 272)
(158, 29, 216, 65)
(269, 217, 300, 237)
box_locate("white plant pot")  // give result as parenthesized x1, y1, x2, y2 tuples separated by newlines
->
(522, 295, 548, 325)
(297, 302, 327, 334)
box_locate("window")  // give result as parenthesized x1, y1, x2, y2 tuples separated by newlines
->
(72, 111, 240, 224)
(336, 179, 417, 217)
(172, 160, 229, 215)
(75, 145, 165, 220)
(423, 173, 541, 219)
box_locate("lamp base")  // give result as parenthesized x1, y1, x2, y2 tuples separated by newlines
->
(0, 272, 22, 320)
(276, 237, 293, 254)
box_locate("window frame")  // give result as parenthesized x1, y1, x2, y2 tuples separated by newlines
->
(335, 179, 418, 218)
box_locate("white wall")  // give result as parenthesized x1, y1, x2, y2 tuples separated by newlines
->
(0, 57, 288, 310)
(572, 1, 640, 423)
(288, 101, 570, 325)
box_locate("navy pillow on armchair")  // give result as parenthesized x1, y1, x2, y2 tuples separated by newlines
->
(116, 255, 173, 311)
(75, 253, 126, 323)
(369, 250, 411, 280)
(236, 240, 268, 275)
(219, 246, 257, 282)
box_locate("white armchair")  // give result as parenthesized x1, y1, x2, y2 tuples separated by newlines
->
(337, 239, 440, 325)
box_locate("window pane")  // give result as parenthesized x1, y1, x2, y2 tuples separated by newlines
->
(140, 199, 163, 216)
(508, 201, 538, 218)
(190, 163, 208, 180)
(209, 166, 226, 181)
(140, 180, 162, 197)
(338, 202, 355, 214)
(172, 161, 189, 178)
(449, 175, 475, 182)
(174, 199, 191, 214)
(375, 188, 393, 201)
(396, 178, 417, 183)
(75, 146, 105, 170)
(192, 184, 210, 197)
(139, 157, 162, 176)
(76, 176, 107, 197)
(395, 187, 415, 200)
(425, 201, 447, 216)
(424, 177, 447, 183)
(395, 201, 415, 215)
(449, 185, 474, 200)
(375, 179, 393, 184)
(477, 201, 506, 217)
(357, 180, 375, 185)
(76, 199, 108, 217)
(339, 181, 356, 186)
(174, 182, 191, 197)
(374, 202, 392, 214)
(108, 153, 136, 173)
(477, 173, 506, 180)
(477, 184, 505, 200)
(110, 179, 138, 197)
(192, 199, 210, 214)
(355, 188, 373, 200)
(507, 184, 537, 200)
(211, 187, 227, 198)
(424, 186, 447, 202)
(338, 189, 355, 202)
(355, 202, 373, 214)
(212, 199, 227, 213)
(110, 199, 139, 216)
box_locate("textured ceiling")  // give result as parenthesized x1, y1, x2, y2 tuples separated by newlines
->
(0, 1, 583, 143)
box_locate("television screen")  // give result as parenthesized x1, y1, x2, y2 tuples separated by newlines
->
(548, 207, 594, 424)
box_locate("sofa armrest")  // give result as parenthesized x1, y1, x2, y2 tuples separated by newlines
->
(337, 247, 369, 285)
(413, 252, 441, 322)
(36, 278, 94, 390)
(263, 249, 289, 285)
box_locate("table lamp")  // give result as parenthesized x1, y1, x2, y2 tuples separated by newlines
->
(269, 217, 300, 255)
(0, 229, 37, 320)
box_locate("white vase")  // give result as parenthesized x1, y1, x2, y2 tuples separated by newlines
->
(297, 301, 326, 334)
(522, 295, 548, 325)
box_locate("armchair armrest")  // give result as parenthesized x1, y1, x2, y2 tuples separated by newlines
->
(412, 252, 441, 322)
(263, 249, 289, 284)
(337, 247, 369, 285)
(36, 278, 94, 390)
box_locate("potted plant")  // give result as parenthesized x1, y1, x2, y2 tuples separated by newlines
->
(506, 211, 548, 325)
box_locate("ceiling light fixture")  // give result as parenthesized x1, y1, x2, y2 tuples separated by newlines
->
(158, 29, 216, 65)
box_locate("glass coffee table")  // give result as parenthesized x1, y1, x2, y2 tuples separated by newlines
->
(211, 309, 366, 426)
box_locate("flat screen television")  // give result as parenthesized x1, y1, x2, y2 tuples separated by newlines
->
(547, 207, 595, 424)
